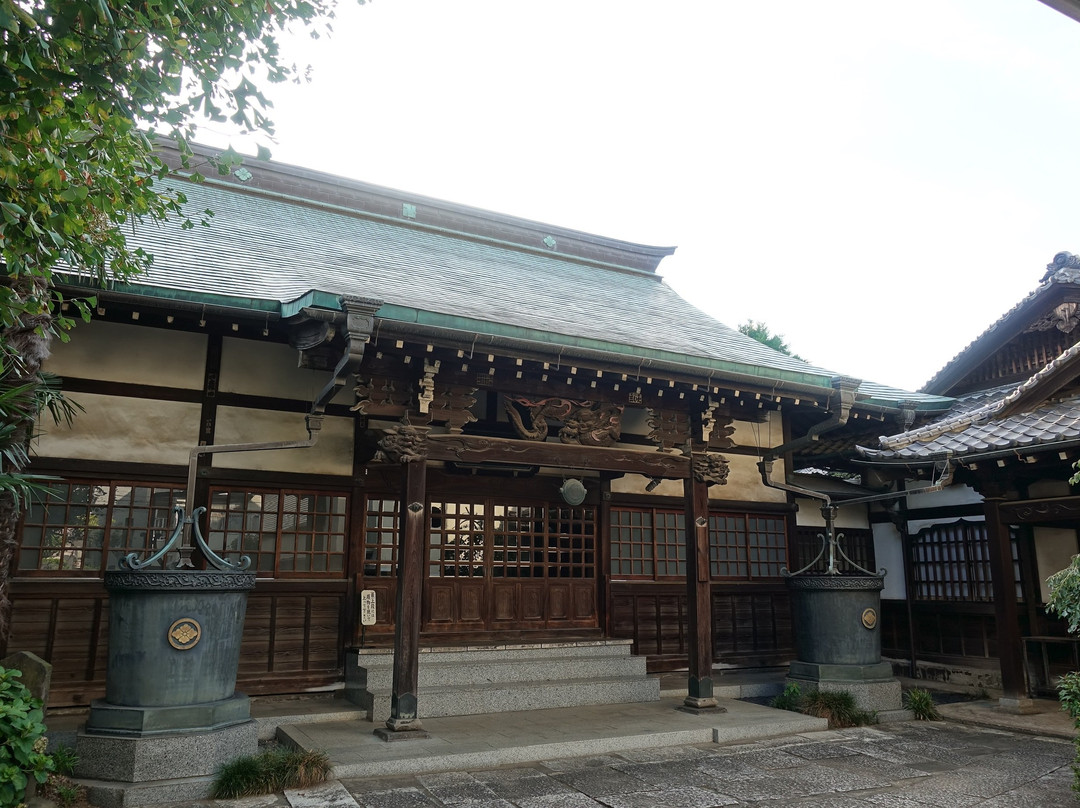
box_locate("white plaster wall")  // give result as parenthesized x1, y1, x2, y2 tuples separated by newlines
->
(33, 392, 201, 465)
(873, 521, 906, 599)
(717, 454, 787, 503)
(608, 454, 786, 503)
(43, 320, 207, 389)
(1035, 526, 1079, 604)
(728, 411, 781, 450)
(219, 338, 351, 405)
(213, 407, 353, 475)
(794, 498, 869, 529)
(906, 482, 982, 510)
(610, 473, 683, 498)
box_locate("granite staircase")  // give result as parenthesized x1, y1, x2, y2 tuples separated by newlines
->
(345, 639, 659, 720)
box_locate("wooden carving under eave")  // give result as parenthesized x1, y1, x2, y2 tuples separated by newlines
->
(377, 424, 430, 464)
(647, 408, 690, 452)
(707, 416, 736, 451)
(692, 453, 730, 486)
(504, 397, 623, 447)
(428, 385, 478, 434)
(353, 376, 414, 419)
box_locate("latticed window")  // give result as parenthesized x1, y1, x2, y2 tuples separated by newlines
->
(911, 519, 1021, 602)
(609, 507, 685, 579)
(428, 500, 486, 578)
(709, 512, 787, 580)
(207, 488, 347, 576)
(363, 497, 399, 577)
(792, 527, 876, 575)
(19, 480, 184, 574)
(425, 498, 596, 580)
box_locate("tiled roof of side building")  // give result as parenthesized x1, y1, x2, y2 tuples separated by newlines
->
(859, 376, 1080, 462)
(72, 169, 950, 409)
(920, 254, 1080, 395)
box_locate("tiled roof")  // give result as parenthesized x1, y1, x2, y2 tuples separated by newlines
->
(78, 171, 950, 408)
(920, 259, 1080, 394)
(860, 345, 1080, 461)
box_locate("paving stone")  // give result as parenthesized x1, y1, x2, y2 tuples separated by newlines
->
(825, 753, 933, 782)
(415, 772, 499, 804)
(886, 783, 985, 807)
(597, 785, 737, 808)
(549, 768, 652, 798)
(539, 755, 626, 772)
(783, 762, 889, 796)
(784, 741, 861, 760)
(612, 745, 712, 764)
(514, 794, 605, 808)
(700, 773, 792, 801)
(353, 788, 439, 808)
(611, 759, 742, 793)
(717, 746, 808, 769)
(285, 781, 359, 808)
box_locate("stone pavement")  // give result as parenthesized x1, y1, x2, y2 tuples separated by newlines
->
(163, 722, 1074, 808)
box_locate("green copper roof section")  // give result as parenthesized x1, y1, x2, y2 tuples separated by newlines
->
(373, 302, 834, 388)
(92, 175, 951, 410)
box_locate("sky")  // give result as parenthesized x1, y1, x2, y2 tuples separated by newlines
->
(201, 0, 1080, 393)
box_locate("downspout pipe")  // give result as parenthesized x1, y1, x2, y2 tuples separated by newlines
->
(755, 375, 957, 574)
(172, 296, 380, 566)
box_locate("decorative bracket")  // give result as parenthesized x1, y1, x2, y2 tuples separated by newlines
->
(120, 505, 251, 572)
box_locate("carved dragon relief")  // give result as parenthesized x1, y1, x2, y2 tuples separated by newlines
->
(377, 423, 430, 464)
(503, 397, 623, 447)
(692, 452, 731, 486)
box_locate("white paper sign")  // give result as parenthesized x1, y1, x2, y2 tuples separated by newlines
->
(360, 589, 377, 626)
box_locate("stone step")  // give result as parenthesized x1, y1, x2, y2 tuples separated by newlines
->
(353, 639, 634, 666)
(351, 653, 647, 692)
(349, 675, 660, 722)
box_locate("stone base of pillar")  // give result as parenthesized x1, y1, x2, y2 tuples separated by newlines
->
(678, 696, 725, 714)
(374, 717, 430, 741)
(997, 696, 1039, 714)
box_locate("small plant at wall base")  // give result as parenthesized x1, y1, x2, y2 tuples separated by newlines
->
(903, 688, 941, 721)
(801, 689, 877, 729)
(1046, 552, 1080, 795)
(211, 748, 332, 799)
(0, 665, 54, 808)
(770, 682, 804, 713)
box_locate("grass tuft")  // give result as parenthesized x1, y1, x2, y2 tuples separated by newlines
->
(801, 689, 877, 728)
(903, 687, 941, 721)
(211, 748, 332, 799)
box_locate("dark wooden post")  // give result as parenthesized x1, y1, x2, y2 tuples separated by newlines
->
(682, 407, 722, 711)
(984, 495, 1031, 710)
(375, 424, 431, 739)
(683, 468, 716, 709)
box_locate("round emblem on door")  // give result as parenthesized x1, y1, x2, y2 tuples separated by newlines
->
(861, 608, 878, 630)
(168, 618, 202, 650)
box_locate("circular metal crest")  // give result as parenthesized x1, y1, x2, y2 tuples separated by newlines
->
(559, 479, 586, 506)
(168, 618, 202, 650)
(861, 608, 878, 630)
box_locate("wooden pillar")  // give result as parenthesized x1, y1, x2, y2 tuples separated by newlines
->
(984, 496, 1030, 708)
(683, 469, 716, 709)
(683, 405, 720, 711)
(376, 424, 430, 739)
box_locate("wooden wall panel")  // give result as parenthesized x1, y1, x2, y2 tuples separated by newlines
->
(7, 578, 346, 706)
(610, 581, 794, 672)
